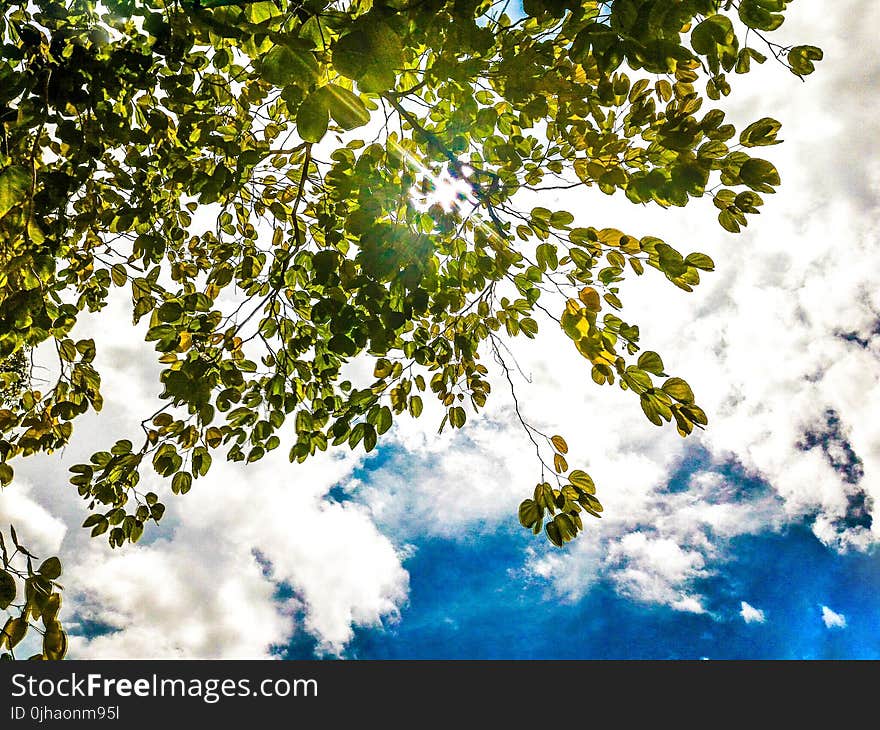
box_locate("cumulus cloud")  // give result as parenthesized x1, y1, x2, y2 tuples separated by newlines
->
(740, 602, 766, 625)
(0, 481, 66, 558)
(68, 459, 410, 658)
(606, 532, 709, 613)
(821, 606, 847, 630)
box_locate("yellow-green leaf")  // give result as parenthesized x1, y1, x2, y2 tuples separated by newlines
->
(0, 165, 29, 220)
(259, 45, 319, 88)
(297, 90, 329, 143)
(637, 351, 665, 376)
(2, 616, 27, 649)
(739, 117, 782, 147)
(324, 84, 370, 131)
(518, 499, 541, 528)
(788, 45, 823, 76)
(553, 453, 568, 473)
(662, 377, 695, 404)
(569, 469, 595, 494)
(578, 287, 601, 312)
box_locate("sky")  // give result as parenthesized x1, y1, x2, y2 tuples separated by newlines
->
(2, 1, 880, 660)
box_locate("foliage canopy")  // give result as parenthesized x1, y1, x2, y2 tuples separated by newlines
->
(0, 0, 819, 587)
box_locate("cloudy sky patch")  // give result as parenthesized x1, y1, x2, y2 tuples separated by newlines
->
(821, 606, 847, 630)
(740, 602, 766, 625)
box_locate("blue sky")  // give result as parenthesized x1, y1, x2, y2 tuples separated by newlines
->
(273, 447, 879, 660)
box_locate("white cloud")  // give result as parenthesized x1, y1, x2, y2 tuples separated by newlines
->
(821, 606, 847, 630)
(740, 602, 766, 625)
(0, 481, 66, 559)
(68, 458, 410, 658)
(607, 532, 709, 613)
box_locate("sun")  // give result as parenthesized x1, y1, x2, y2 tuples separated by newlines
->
(409, 166, 474, 213)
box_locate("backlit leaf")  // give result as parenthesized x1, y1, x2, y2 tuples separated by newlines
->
(662, 377, 695, 404)
(637, 351, 665, 376)
(0, 166, 29, 220)
(297, 90, 329, 143)
(788, 45, 823, 76)
(259, 45, 319, 88)
(324, 85, 371, 130)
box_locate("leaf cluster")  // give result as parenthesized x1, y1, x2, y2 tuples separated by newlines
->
(0, 0, 819, 549)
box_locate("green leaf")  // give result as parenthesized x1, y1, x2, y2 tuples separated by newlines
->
(324, 84, 370, 131)
(0, 571, 15, 610)
(738, 0, 784, 31)
(363, 423, 377, 452)
(408, 396, 423, 418)
(684, 253, 715, 271)
(545, 520, 563, 547)
(569, 470, 595, 494)
(172, 471, 193, 495)
(518, 499, 541, 528)
(157, 302, 183, 323)
(296, 90, 329, 143)
(37, 557, 62, 580)
(58, 339, 77, 362)
(332, 21, 403, 92)
(691, 15, 735, 55)
(259, 45, 319, 88)
(130, 520, 144, 543)
(328, 333, 357, 357)
(640, 393, 664, 426)
(0, 463, 12, 487)
(520, 317, 538, 338)
(332, 30, 371, 79)
(449, 406, 466, 428)
(788, 45, 823, 76)
(82, 514, 104, 528)
(740, 117, 782, 147)
(534, 482, 555, 511)
(375, 406, 393, 434)
(549, 210, 574, 228)
(637, 351, 665, 376)
(739, 158, 780, 191)
(662, 377, 695, 404)
(90, 517, 109, 537)
(719, 209, 741, 233)
(110, 264, 127, 287)
(0, 166, 29, 220)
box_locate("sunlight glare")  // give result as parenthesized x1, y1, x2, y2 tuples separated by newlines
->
(409, 167, 473, 213)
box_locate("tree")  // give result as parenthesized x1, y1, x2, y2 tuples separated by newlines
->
(0, 0, 819, 592)
(0, 525, 68, 660)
